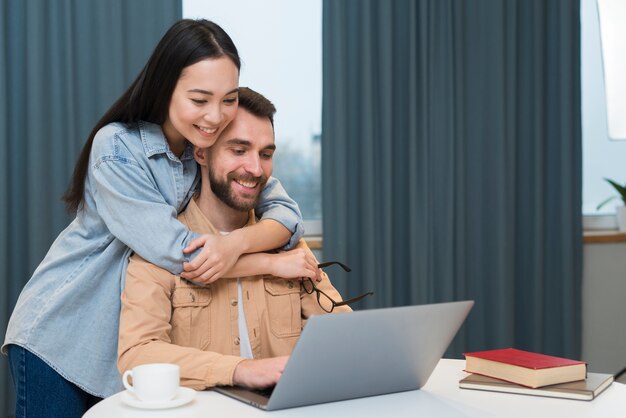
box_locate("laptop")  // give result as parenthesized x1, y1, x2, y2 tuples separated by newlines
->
(214, 300, 474, 410)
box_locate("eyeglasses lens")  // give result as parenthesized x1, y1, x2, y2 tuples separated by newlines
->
(302, 279, 315, 294)
(317, 292, 335, 313)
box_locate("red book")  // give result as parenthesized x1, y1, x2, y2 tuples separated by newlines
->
(463, 348, 587, 388)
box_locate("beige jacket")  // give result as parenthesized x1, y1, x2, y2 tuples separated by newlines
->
(117, 198, 350, 390)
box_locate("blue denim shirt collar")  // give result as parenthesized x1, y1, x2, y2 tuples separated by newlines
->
(138, 121, 194, 161)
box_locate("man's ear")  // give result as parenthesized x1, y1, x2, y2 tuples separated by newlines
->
(193, 146, 209, 167)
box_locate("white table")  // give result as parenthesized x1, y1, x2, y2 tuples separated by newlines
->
(84, 359, 626, 418)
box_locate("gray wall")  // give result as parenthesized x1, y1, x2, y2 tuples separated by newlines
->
(582, 241, 626, 374)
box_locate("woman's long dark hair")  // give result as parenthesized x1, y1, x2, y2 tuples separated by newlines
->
(63, 19, 240, 213)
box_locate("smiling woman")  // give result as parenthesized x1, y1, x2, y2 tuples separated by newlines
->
(162, 57, 240, 155)
(2, 18, 305, 418)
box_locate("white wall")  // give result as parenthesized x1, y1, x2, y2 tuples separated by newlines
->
(581, 0, 626, 215)
(182, 0, 322, 154)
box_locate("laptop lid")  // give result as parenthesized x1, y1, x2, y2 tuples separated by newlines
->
(216, 300, 474, 410)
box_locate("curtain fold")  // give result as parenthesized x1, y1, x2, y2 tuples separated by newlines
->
(322, 0, 581, 359)
(0, 1, 182, 415)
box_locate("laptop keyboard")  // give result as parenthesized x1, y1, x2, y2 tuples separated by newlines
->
(251, 385, 275, 398)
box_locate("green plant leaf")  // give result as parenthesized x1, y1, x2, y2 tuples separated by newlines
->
(597, 195, 618, 210)
(603, 178, 626, 205)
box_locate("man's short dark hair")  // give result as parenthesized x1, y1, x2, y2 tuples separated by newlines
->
(237, 87, 276, 126)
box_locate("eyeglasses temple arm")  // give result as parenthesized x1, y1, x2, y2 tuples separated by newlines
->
(317, 261, 352, 272)
(333, 291, 374, 307)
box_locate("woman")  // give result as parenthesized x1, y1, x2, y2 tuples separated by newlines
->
(3, 19, 313, 418)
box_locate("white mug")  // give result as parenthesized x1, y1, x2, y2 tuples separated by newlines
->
(122, 363, 180, 402)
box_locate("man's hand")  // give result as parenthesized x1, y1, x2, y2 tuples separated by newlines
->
(233, 356, 289, 389)
(269, 248, 322, 282)
(181, 233, 243, 283)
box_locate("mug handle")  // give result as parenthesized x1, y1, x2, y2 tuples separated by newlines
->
(122, 370, 135, 394)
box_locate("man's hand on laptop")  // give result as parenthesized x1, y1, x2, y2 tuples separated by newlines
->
(233, 356, 289, 389)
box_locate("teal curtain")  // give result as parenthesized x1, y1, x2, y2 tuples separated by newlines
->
(0, 1, 182, 415)
(322, 0, 581, 359)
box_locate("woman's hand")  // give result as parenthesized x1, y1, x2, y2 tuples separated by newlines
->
(269, 248, 321, 282)
(181, 233, 243, 284)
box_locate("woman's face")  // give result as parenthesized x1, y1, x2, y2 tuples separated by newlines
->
(163, 56, 239, 155)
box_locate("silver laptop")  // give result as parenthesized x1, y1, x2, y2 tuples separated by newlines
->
(214, 300, 474, 410)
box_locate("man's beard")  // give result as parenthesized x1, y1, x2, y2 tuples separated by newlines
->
(208, 167, 267, 212)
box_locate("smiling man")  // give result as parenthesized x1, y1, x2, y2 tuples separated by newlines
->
(117, 87, 351, 391)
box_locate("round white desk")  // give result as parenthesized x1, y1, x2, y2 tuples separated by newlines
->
(84, 359, 626, 418)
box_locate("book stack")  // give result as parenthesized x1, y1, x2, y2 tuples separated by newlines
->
(460, 348, 613, 401)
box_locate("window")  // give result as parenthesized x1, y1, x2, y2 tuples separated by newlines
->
(183, 0, 323, 235)
(581, 0, 626, 228)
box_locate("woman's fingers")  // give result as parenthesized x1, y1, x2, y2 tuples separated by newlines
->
(183, 236, 206, 254)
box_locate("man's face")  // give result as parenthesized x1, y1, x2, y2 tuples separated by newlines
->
(206, 108, 275, 211)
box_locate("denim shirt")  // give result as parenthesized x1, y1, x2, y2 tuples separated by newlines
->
(2, 121, 303, 397)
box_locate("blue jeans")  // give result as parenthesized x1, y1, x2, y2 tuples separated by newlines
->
(7, 345, 102, 418)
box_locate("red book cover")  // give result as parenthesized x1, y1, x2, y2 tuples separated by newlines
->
(464, 348, 585, 370)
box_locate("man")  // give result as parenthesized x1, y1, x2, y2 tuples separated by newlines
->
(117, 87, 351, 390)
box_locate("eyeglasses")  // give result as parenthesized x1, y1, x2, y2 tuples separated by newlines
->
(302, 261, 374, 313)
